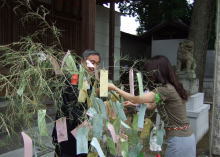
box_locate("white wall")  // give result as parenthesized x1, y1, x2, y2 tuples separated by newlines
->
(152, 39, 215, 78)
(95, 5, 121, 81)
(151, 39, 184, 65)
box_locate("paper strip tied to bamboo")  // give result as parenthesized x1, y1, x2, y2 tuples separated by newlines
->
(21, 132, 33, 157)
(100, 70, 108, 97)
(129, 68, 135, 95)
(136, 72, 147, 128)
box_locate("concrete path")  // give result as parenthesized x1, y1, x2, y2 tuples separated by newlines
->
(0, 148, 54, 157)
(0, 122, 55, 157)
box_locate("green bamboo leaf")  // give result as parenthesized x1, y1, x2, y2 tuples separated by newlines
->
(113, 118, 121, 135)
(132, 114, 138, 130)
(121, 139, 129, 157)
(37, 109, 48, 136)
(106, 137, 116, 156)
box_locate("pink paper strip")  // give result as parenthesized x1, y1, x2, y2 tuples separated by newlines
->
(21, 132, 33, 157)
(71, 120, 91, 137)
(107, 122, 119, 143)
(129, 68, 135, 95)
(56, 117, 68, 143)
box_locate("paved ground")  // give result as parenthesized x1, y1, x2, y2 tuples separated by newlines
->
(0, 148, 54, 157)
(0, 122, 55, 157)
(0, 134, 209, 157)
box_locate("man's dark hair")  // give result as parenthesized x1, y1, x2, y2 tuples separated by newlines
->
(82, 49, 101, 60)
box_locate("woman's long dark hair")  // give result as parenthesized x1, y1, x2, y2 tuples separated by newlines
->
(144, 55, 188, 100)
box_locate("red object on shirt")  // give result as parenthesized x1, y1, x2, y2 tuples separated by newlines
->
(71, 74, 79, 85)
(156, 154, 161, 157)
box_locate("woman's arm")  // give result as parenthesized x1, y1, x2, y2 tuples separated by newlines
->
(109, 83, 155, 104)
(123, 101, 156, 110)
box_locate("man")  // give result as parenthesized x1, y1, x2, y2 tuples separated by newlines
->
(52, 50, 101, 157)
(81, 50, 100, 74)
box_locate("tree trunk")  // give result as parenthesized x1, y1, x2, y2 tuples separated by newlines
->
(188, 0, 215, 92)
(210, 0, 220, 155)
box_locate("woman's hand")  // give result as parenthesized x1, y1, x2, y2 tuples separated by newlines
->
(108, 83, 117, 91)
(123, 101, 138, 107)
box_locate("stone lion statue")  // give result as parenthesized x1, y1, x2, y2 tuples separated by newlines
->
(177, 40, 196, 72)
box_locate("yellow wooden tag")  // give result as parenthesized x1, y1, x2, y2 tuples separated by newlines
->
(87, 152, 98, 157)
(78, 89, 87, 103)
(140, 118, 153, 139)
(100, 69, 108, 97)
(83, 79, 90, 90)
(87, 97, 93, 107)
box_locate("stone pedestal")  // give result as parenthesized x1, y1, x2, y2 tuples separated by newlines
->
(177, 71, 199, 95)
(187, 104, 210, 143)
(186, 93, 210, 143)
(186, 93, 204, 110)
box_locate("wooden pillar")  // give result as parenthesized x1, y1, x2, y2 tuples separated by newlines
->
(210, 0, 220, 156)
(109, 2, 115, 80)
(80, 0, 96, 54)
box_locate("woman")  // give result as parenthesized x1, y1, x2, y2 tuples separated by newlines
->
(108, 55, 196, 157)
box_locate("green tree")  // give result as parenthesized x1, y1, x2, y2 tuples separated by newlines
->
(119, 0, 192, 34)
(188, 0, 216, 91)
(119, 0, 216, 92)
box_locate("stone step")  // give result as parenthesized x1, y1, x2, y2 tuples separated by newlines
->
(186, 92, 204, 111)
(187, 104, 210, 143)
(0, 148, 54, 157)
(0, 122, 55, 156)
